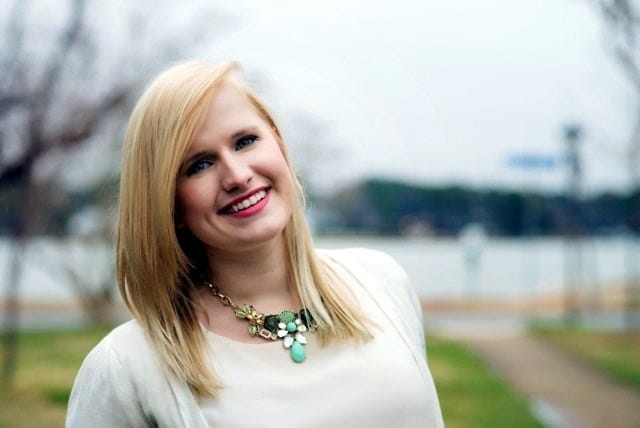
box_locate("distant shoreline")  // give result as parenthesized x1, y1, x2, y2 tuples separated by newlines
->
(0, 284, 628, 314)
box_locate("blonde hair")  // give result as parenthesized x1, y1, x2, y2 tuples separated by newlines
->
(117, 60, 373, 396)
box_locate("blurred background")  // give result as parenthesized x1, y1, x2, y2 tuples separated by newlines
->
(1, 0, 639, 427)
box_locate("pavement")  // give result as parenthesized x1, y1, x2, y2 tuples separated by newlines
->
(432, 322, 640, 428)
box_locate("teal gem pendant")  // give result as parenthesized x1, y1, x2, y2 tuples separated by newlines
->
(276, 313, 310, 363)
(290, 341, 306, 363)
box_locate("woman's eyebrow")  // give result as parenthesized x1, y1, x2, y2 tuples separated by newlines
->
(229, 126, 260, 140)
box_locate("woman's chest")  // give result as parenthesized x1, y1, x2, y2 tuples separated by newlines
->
(200, 328, 430, 428)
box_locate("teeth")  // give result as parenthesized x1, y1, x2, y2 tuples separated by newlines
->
(229, 190, 266, 213)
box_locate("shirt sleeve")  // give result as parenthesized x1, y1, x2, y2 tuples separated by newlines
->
(374, 250, 427, 356)
(399, 264, 427, 355)
(66, 340, 149, 428)
(327, 248, 427, 357)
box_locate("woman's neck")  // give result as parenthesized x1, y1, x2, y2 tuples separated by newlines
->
(205, 236, 298, 310)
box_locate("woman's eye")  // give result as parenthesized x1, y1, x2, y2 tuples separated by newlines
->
(186, 159, 213, 176)
(235, 135, 257, 150)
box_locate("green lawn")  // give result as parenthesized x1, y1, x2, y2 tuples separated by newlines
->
(534, 327, 640, 391)
(0, 328, 541, 427)
(426, 334, 542, 428)
(0, 328, 109, 427)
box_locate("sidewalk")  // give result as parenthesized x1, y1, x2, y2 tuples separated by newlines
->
(457, 333, 640, 428)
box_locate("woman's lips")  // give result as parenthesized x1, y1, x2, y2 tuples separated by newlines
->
(226, 191, 270, 218)
(219, 188, 270, 215)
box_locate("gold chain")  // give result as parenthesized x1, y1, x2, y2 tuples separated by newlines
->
(206, 283, 237, 309)
(205, 281, 276, 340)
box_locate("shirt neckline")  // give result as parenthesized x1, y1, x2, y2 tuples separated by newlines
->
(199, 321, 284, 347)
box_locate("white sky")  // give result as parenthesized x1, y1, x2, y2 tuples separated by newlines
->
(201, 0, 635, 195)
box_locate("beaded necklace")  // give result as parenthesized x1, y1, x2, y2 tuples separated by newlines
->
(205, 282, 316, 363)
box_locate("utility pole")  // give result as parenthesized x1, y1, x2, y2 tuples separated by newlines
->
(563, 124, 584, 328)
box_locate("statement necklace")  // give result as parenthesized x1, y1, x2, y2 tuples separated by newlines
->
(205, 282, 316, 363)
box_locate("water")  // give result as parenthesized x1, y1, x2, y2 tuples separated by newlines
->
(1, 236, 638, 303)
(316, 235, 639, 300)
(0, 238, 114, 302)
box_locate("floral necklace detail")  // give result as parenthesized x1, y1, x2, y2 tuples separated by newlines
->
(205, 282, 316, 363)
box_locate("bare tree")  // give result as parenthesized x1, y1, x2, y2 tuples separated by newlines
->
(589, 0, 640, 330)
(590, 0, 640, 183)
(0, 0, 237, 387)
(0, 0, 119, 388)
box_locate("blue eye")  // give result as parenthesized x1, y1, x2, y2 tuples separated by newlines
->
(186, 159, 214, 176)
(235, 135, 257, 150)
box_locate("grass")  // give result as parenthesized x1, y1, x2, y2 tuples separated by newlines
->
(0, 328, 541, 427)
(0, 327, 109, 427)
(533, 326, 640, 391)
(426, 334, 543, 428)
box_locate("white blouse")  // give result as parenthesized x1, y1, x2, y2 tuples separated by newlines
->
(201, 272, 430, 427)
(67, 248, 444, 428)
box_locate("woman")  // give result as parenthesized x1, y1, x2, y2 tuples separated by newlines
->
(67, 61, 443, 427)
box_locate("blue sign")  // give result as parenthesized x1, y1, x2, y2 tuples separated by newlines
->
(507, 154, 560, 170)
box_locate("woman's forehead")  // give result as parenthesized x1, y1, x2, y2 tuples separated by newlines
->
(187, 85, 267, 149)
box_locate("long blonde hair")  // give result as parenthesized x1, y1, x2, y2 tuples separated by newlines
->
(117, 60, 373, 396)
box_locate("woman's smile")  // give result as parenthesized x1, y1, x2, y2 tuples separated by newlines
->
(220, 187, 270, 217)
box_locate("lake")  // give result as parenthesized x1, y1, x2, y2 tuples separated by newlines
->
(1, 235, 638, 303)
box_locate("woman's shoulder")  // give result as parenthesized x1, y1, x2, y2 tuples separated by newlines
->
(69, 319, 179, 422)
(317, 247, 424, 344)
(78, 319, 155, 377)
(317, 247, 408, 284)
(316, 246, 394, 261)
(92, 319, 148, 355)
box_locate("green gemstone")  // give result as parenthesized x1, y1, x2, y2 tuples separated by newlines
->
(299, 308, 313, 326)
(264, 315, 278, 332)
(279, 310, 296, 323)
(290, 341, 306, 363)
(286, 321, 297, 333)
(248, 324, 260, 336)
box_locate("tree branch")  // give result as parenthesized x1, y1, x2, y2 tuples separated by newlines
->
(0, 94, 30, 117)
(0, 147, 39, 186)
(29, 0, 87, 144)
(49, 88, 129, 148)
(615, 46, 640, 92)
(0, 0, 30, 83)
(0, 87, 129, 187)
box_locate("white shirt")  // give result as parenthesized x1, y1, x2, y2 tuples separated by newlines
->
(201, 270, 430, 427)
(67, 248, 444, 427)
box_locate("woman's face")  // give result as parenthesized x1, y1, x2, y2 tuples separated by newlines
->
(175, 84, 294, 255)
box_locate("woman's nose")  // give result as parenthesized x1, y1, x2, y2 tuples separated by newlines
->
(219, 154, 252, 192)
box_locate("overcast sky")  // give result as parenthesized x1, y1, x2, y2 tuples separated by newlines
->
(199, 0, 635, 195)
